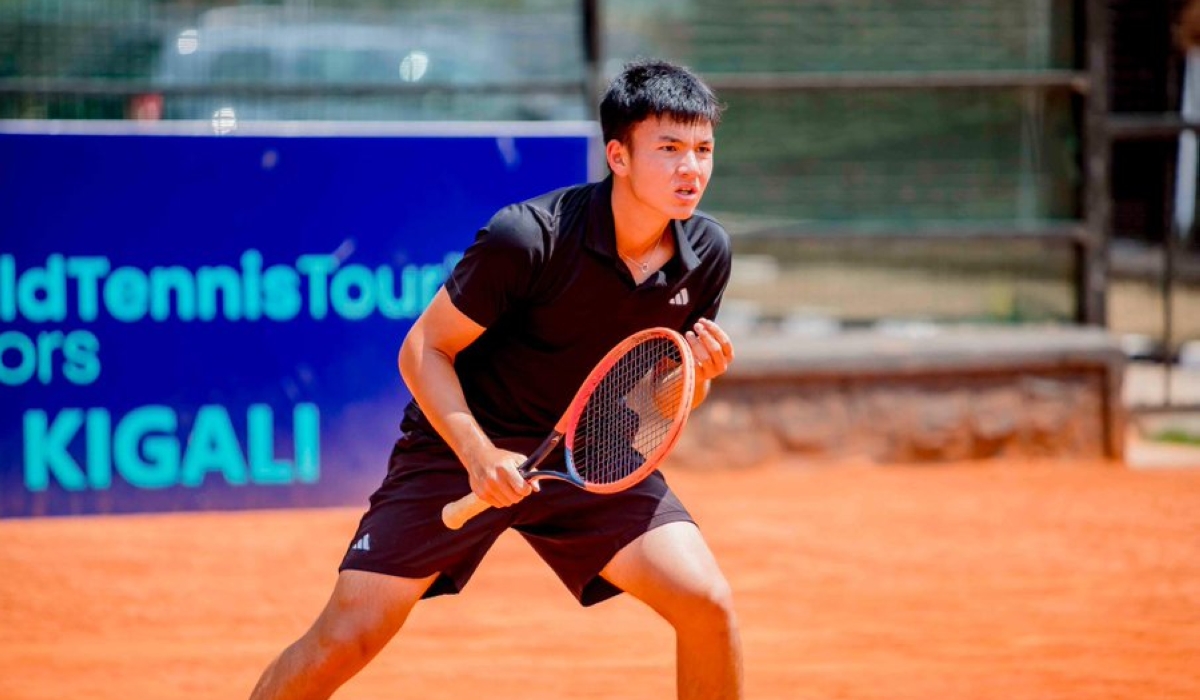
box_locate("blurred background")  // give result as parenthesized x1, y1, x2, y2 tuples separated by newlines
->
(1, 0, 1197, 411)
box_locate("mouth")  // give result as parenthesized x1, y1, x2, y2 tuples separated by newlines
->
(674, 184, 700, 200)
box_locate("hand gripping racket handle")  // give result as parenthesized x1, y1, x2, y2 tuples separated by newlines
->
(441, 435, 561, 530)
(442, 493, 493, 530)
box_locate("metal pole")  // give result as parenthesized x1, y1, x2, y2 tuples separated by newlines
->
(1167, 48, 1200, 407)
(1164, 219, 1177, 404)
(582, 0, 607, 178)
(1081, 0, 1111, 325)
(583, 0, 603, 109)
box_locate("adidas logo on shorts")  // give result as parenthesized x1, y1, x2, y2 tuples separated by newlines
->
(350, 533, 371, 552)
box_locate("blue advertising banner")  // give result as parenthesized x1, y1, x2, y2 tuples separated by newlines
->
(0, 121, 596, 518)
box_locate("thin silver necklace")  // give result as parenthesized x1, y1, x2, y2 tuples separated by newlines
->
(619, 235, 664, 273)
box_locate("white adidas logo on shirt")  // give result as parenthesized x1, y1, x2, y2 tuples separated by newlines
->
(669, 288, 689, 306)
(350, 534, 371, 552)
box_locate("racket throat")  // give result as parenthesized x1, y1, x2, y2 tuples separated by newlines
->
(519, 431, 564, 477)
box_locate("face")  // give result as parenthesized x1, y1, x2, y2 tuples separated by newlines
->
(609, 116, 715, 222)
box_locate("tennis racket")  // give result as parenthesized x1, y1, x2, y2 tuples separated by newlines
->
(442, 327, 697, 530)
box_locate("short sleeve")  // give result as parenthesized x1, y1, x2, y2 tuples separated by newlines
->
(689, 218, 733, 325)
(444, 204, 545, 328)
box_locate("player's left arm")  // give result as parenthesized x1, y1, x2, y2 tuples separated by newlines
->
(685, 317, 733, 408)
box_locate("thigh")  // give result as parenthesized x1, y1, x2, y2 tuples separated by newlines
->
(599, 520, 730, 622)
(309, 569, 439, 648)
(514, 470, 694, 606)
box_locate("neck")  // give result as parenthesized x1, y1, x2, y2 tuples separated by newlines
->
(620, 230, 667, 260)
(610, 175, 671, 259)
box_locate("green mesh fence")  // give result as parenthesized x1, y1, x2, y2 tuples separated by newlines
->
(705, 89, 1078, 227)
(603, 0, 1073, 73)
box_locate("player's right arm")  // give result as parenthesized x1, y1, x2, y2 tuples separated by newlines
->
(399, 288, 533, 508)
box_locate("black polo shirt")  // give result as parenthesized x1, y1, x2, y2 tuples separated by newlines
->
(400, 176, 732, 442)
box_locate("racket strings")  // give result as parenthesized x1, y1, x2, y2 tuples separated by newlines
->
(573, 338, 689, 486)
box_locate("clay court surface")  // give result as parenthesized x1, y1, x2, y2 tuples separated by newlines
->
(2, 457, 1199, 700)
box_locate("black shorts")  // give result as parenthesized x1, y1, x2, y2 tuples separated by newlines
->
(339, 431, 694, 607)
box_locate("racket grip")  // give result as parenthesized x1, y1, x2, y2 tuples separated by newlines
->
(442, 492, 493, 530)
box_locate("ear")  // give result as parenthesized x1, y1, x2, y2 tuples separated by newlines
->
(605, 139, 629, 175)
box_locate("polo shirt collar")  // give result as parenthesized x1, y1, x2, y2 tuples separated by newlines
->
(586, 175, 703, 272)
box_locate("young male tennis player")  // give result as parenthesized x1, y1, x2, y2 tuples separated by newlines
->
(249, 58, 742, 700)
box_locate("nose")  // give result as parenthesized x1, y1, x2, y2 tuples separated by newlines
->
(678, 149, 699, 174)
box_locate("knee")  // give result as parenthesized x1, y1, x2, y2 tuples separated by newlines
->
(667, 577, 739, 634)
(301, 617, 388, 679)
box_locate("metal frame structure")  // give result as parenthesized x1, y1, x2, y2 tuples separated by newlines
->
(1087, 0, 1199, 412)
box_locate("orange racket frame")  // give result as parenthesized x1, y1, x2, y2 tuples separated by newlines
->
(442, 327, 696, 530)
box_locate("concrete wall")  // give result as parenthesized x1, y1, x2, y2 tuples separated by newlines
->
(673, 327, 1126, 468)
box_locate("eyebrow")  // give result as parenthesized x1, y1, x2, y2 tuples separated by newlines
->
(655, 133, 714, 145)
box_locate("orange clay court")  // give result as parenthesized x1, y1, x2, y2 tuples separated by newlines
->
(2, 456, 1199, 700)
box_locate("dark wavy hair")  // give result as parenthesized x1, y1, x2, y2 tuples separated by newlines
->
(599, 58, 724, 146)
